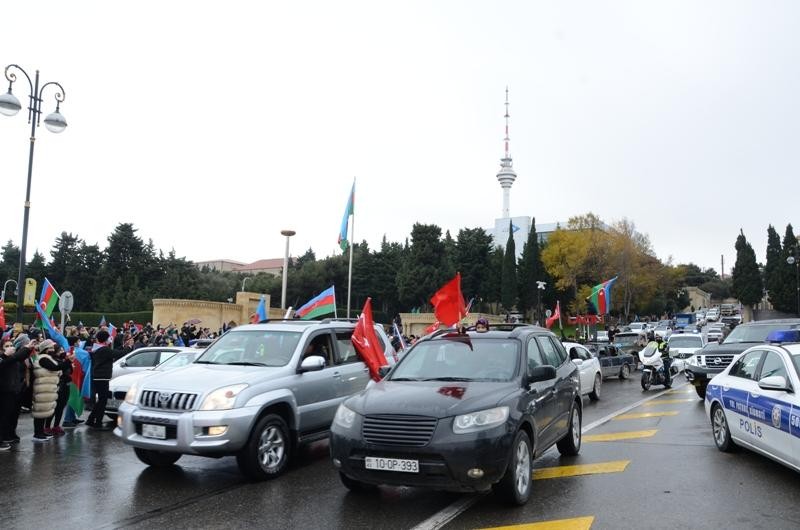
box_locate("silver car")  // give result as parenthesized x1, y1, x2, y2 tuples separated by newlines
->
(115, 319, 395, 480)
(113, 347, 196, 378)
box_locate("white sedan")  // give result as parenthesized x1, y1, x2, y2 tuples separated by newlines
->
(667, 333, 706, 372)
(564, 342, 603, 401)
(705, 334, 800, 473)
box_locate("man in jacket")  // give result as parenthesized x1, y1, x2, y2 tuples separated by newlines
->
(86, 330, 125, 430)
(657, 335, 672, 387)
(0, 335, 35, 447)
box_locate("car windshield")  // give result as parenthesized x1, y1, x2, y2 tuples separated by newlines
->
(614, 334, 639, 346)
(155, 351, 202, 371)
(669, 336, 702, 348)
(389, 337, 519, 382)
(656, 324, 669, 330)
(195, 330, 302, 367)
(791, 353, 800, 379)
(723, 323, 800, 344)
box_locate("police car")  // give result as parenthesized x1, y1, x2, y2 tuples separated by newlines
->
(705, 330, 800, 472)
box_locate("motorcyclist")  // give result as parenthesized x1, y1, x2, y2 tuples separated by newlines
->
(657, 335, 672, 387)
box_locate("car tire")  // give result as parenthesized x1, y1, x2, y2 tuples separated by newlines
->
(495, 430, 533, 506)
(134, 447, 181, 467)
(588, 373, 601, 401)
(711, 404, 736, 452)
(339, 472, 378, 492)
(619, 363, 631, 380)
(556, 402, 582, 457)
(236, 413, 291, 481)
(695, 385, 706, 399)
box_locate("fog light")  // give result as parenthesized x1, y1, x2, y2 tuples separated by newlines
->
(467, 468, 484, 479)
(332, 458, 342, 468)
(207, 426, 228, 436)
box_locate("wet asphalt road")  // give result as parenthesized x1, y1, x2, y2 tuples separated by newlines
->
(3, 371, 800, 530)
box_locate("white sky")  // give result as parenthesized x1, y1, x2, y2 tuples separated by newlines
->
(1, 1, 798, 274)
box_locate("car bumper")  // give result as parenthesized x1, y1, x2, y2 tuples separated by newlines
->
(330, 421, 514, 492)
(684, 366, 724, 386)
(114, 402, 257, 455)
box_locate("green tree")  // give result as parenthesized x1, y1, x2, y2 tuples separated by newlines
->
(731, 229, 762, 307)
(764, 225, 783, 307)
(501, 221, 517, 310)
(26, 251, 48, 290)
(1, 240, 20, 288)
(454, 228, 494, 305)
(371, 236, 404, 316)
(772, 224, 799, 313)
(517, 219, 546, 320)
(397, 224, 449, 309)
(72, 242, 103, 311)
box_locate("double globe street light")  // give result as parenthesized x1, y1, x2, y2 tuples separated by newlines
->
(0, 64, 67, 323)
(788, 245, 799, 317)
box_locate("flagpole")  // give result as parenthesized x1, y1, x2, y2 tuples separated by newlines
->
(333, 288, 339, 319)
(346, 178, 355, 318)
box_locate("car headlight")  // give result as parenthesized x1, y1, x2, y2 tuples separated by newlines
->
(199, 384, 248, 411)
(333, 404, 358, 429)
(124, 382, 139, 405)
(453, 406, 509, 434)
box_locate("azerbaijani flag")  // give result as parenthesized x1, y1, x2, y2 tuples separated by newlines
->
(108, 323, 117, 341)
(99, 315, 106, 327)
(337, 181, 355, 252)
(296, 286, 336, 320)
(256, 295, 268, 323)
(587, 276, 618, 315)
(39, 278, 60, 318)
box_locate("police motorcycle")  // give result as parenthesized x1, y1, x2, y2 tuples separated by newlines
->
(639, 342, 679, 391)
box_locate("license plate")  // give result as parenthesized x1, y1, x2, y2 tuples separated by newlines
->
(142, 424, 166, 439)
(107, 399, 120, 409)
(365, 457, 419, 473)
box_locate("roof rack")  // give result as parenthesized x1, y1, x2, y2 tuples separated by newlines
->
(319, 318, 360, 324)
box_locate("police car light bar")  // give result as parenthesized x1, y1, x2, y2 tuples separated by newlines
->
(766, 329, 800, 344)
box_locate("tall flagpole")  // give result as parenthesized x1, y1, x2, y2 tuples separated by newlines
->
(347, 178, 355, 318)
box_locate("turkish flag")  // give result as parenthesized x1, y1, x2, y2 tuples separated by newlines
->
(424, 320, 440, 335)
(351, 298, 387, 381)
(430, 273, 467, 327)
(546, 301, 560, 329)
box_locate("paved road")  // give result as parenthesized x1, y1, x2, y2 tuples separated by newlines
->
(3, 372, 799, 529)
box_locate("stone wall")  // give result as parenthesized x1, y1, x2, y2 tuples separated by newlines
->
(152, 292, 280, 331)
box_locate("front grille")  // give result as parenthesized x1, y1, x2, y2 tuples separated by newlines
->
(362, 415, 437, 447)
(704, 355, 734, 368)
(139, 390, 198, 411)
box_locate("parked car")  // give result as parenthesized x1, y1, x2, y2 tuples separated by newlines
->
(706, 308, 720, 322)
(667, 333, 706, 373)
(612, 331, 647, 355)
(107, 349, 206, 420)
(686, 319, 800, 399)
(330, 326, 583, 505)
(116, 318, 396, 479)
(113, 347, 195, 378)
(583, 342, 636, 379)
(627, 322, 648, 334)
(706, 323, 726, 343)
(564, 342, 603, 401)
(705, 330, 800, 473)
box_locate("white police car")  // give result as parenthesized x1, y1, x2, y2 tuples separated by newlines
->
(705, 330, 800, 472)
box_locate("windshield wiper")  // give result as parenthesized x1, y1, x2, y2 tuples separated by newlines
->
(389, 377, 424, 381)
(421, 377, 474, 382)
(226, 361, 269, 366)
(195, 360, 220, 364)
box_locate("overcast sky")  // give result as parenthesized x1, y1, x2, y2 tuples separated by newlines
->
(1, 1, 798, 276)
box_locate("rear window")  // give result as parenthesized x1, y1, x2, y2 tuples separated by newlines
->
(669, 336, 702, 348)
(389, 337, 520, 382)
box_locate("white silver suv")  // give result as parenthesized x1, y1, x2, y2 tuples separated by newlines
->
(115, 319, 395, 480)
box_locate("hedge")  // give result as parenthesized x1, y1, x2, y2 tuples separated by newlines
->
(5, 308, 153, 327)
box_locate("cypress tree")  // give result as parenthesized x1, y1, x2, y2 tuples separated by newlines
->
(775, 224, 799, 313)
(501, 221, 517, 310)
(764, 225, 783, 307)
(731, 230, 762, 307)
(517, 218, 545, 320)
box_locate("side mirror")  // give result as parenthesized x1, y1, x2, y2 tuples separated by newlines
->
(758, 375, 791, 392)
(299, 355, 325, 373)
(528, 365, 557, 383)
(378, 366, 391, 378)
(572, 358, 584, 365)
(119, 360, 127, 367)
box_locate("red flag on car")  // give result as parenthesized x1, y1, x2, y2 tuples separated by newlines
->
(351, 298, 387, 381)
(0, 299, 5, 331)
(430, 273, 467, 327)
(545, 301, 561, 329)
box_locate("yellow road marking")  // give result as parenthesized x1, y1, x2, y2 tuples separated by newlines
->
(642, 398, 696, 405)
(533, 460, 630, 480)
(614, 411, 680, 420)
(666, 388, 695, 394)
(480, 516, 595, 530)
(583, 429, 657, 442)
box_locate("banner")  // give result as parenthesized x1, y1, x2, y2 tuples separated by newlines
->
(23, 278, 37, 307)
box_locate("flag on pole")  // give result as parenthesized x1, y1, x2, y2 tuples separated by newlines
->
(430, 273, 467, 327)
(99, 315, 107, 327)
(351, 298, 388, 381)
(337, 181, 355, 252)
(39, 278, 60, 318)
(34, 301, 69, 351)
(108, 323, 117, 341)
(392, 322, 407, 351)
(251, 295, 268, 323)
(296, 286, 337, 320)
(586, 276, 618, 315)
(546, 301, 561, 329)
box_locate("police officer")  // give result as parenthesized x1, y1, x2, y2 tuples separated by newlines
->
(657, 335, 672, 387)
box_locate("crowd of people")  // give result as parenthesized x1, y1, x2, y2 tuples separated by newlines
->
(0, 318, 233, 450)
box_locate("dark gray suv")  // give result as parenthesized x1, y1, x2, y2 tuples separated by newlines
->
(330, 325, 582, 505)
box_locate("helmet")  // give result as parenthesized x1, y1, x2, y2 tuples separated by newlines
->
(647, 331, 655, 341)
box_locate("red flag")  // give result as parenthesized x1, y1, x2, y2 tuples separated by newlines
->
(351, 298, 387, 381)
(0, 299, 5, 331)
(546, 301, 561, 329)
(430, 273, 467, 327)
(424, 320, 440, 335)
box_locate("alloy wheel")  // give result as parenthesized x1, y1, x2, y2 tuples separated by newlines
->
(713, 407, 728, 447)
(258, 426, 286, 471)
(514, 439, 531, 496)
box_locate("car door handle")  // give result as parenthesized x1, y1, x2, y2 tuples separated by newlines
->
(750, 392, 760, 398)
(333, 371, 342, 378)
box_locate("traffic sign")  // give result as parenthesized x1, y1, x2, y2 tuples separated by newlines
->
(59, 291, 74, 314)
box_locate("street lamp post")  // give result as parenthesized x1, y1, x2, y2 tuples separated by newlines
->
(1, 279, 18, 302)
(788, 246, 799, 317)
(1, 64, 67, 323)
(241, 277, 251, 292)
(280, 230, 296, 310)
(536, 281, 546, 326)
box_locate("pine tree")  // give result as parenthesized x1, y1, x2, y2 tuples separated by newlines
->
(771, 224, 798, 313)
(517, 218, 546, 320)
(764, 225, 782, 307)
(501, 221, 517, 310)
(731, 230, 762, 307)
